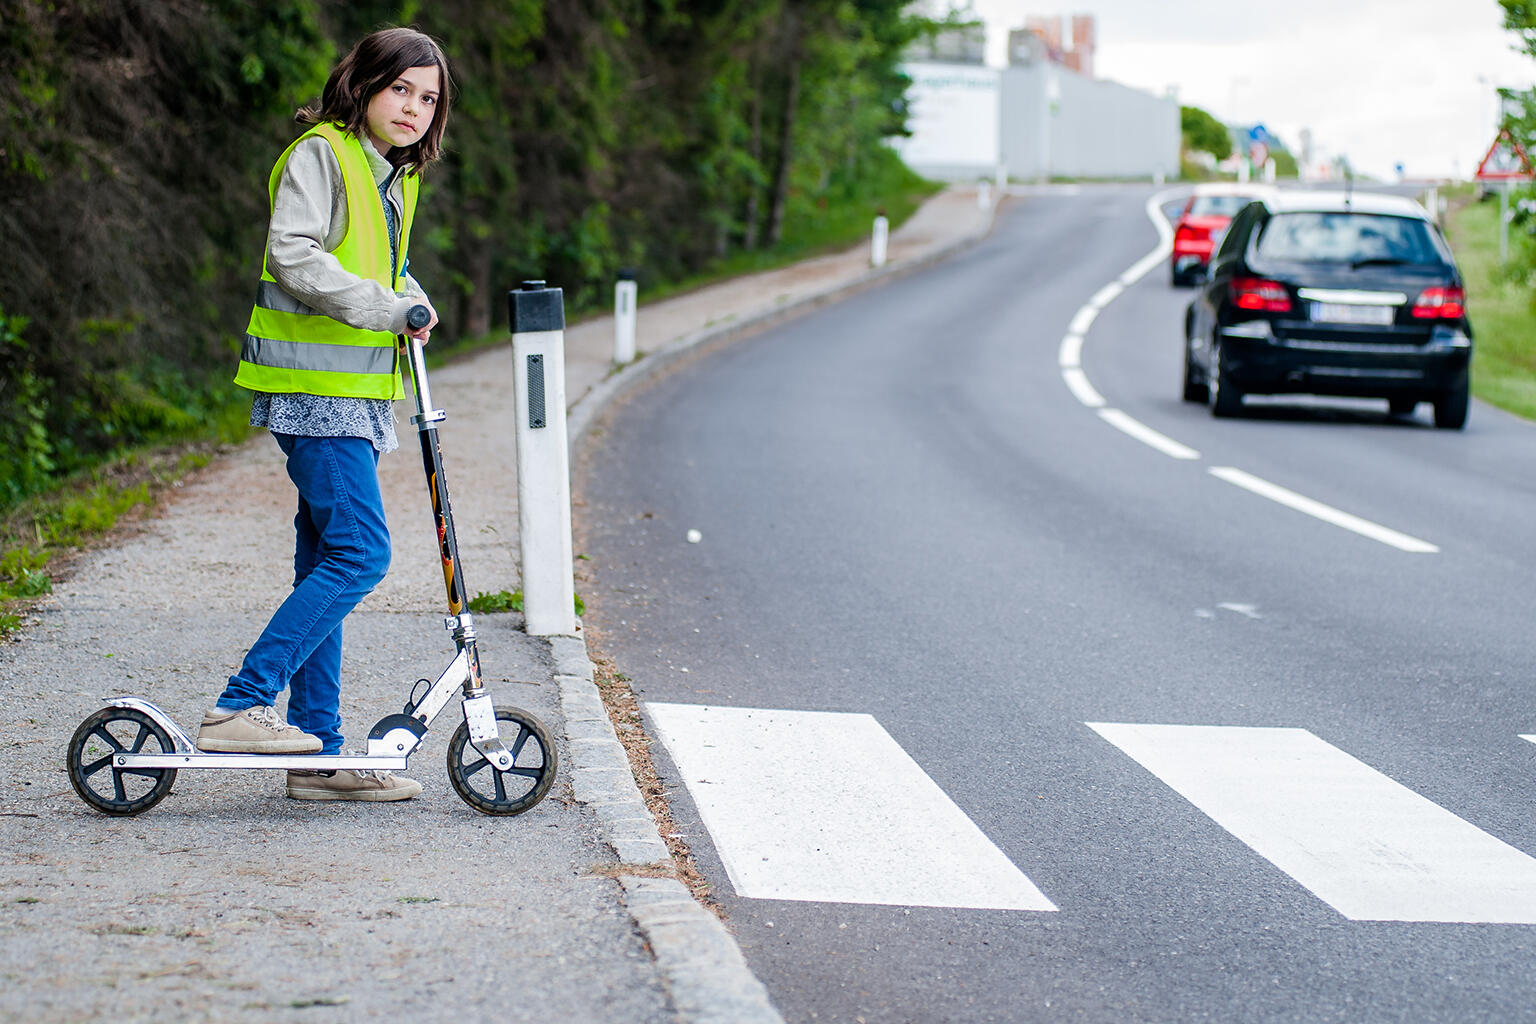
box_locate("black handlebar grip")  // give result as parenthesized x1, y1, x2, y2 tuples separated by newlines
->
(406, 304, 432, 330)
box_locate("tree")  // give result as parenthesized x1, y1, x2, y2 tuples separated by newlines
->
(1180, 105, 1231, 162)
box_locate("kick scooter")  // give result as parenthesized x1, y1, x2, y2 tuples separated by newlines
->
(66, 305, 558, 817)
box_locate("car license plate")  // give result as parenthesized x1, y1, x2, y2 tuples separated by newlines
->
(1311, 302, 1394, 326)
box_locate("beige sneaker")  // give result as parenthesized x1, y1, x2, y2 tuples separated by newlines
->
(195, 705, 321, 754)
(286, 769, 422, 802)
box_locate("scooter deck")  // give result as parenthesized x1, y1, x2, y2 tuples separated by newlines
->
(114, 751, 410, 771)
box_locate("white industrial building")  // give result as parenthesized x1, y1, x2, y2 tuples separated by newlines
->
(892, 15, 1179, 182)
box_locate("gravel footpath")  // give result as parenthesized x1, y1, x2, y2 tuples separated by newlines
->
(0, 185, 997, 1024)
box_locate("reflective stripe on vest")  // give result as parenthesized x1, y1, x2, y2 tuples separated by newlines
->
(235, 122, 419, 400)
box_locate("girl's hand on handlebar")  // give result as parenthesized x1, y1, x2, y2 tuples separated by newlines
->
(403, 305, 438, 347)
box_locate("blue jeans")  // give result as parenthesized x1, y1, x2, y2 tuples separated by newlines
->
(217, 434, 390, 754)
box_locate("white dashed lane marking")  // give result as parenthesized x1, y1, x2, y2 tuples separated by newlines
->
(1056, 190, 1439, 553)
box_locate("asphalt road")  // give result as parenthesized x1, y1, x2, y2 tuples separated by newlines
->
(577, 184, 1536, 1023)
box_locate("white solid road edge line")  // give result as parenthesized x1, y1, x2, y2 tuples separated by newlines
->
(1209, 466, 1439, 553)
(1099, 409, 1201, 460)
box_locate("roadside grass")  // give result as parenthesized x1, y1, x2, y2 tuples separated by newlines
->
(1443, 189, 1536, 420)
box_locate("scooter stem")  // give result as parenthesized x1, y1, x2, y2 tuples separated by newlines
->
(402, 321, 471, 622)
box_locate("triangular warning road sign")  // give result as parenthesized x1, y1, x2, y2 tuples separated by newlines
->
(1475, 128, 1534, 182)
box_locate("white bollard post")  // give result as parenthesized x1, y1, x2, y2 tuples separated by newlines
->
(870, 214, 889, 268)
(1264, 157, 1277, 183)
(613, 268, 637, 365)
(1426, 186, 1440, 226)
(508, 280, 576, 636)
(978, 180, 992, 211)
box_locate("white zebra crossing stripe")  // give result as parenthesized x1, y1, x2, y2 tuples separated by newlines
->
(1089, 722, 1536, 923)
(645, 703, 1057, 911)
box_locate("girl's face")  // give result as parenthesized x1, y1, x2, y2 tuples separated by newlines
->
(364, 64, 441, 156)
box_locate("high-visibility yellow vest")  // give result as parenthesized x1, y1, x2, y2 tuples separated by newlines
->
(235, 122, 418, 399)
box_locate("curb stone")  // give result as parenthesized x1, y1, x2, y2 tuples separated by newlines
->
(550, 197, 1003, 1023)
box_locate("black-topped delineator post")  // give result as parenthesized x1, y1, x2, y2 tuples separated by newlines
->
(508, 281, 576, 636)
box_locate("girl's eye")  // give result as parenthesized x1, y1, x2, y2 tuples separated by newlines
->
(422, 96, 435, 105)
(393, 84, 407, 94)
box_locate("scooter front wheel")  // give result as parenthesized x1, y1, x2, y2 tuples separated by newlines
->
(67, 707, 179, 816)
(446, 706, 557, 816)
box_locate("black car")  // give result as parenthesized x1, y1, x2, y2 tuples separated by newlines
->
(1182, 190, 1473, 429)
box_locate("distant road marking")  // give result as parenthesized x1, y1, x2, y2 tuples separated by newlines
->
(1209, 466, 1439, 553)
(1089, 722, 1536, 923)
(646, 703, 1057, 911)
(1098, 409, 1201, 460)
(1068, 305, 1099, 336)
(1058, 333, 1085, 368)
(1088, 281, 1124, 308)
(1061, 367, 1106, 408)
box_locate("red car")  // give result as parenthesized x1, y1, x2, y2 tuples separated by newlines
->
(1171, 185, 1271, 286)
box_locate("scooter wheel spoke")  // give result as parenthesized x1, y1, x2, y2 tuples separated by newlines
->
(67, 708, 178, 817)
(509, 725, 531, 760)
(81, 753, 115, 778)
(446, 706, 558, 817)
(89, 725, 125, 753)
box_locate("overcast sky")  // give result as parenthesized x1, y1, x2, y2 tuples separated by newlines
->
(956, 0, 1535, 180)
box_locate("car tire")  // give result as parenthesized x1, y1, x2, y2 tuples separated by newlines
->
(1433, 375, 1469, 430)
(1182, 339, 1208, 403)
(1170, 266, 1184, 287)
(1208, 342, 1243, 418)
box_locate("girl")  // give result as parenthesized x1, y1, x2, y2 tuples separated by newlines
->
(195, 27, 451, 803)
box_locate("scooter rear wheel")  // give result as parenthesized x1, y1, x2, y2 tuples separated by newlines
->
(67, 707, 178, 816)
(446, 706, 557, 816)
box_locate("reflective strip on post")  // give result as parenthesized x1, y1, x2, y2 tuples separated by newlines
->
(870, 216, 889, 269)
(507, 281, 576, 636)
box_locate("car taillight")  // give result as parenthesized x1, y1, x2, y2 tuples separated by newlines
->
(1230, 277, 1292, 312)
(1176, 224, 1208, 243)
(1411, 286, 1465, 319)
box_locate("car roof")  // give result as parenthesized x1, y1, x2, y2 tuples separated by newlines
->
(1257, 189, 1430, 220)
(1190, 182, 1276, 198)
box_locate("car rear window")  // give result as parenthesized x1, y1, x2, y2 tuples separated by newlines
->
(1253, 212, 1445, 265)
(1188, 195, 1251, 217)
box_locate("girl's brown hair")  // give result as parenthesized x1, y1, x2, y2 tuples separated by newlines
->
(297, 27, 452, 175)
